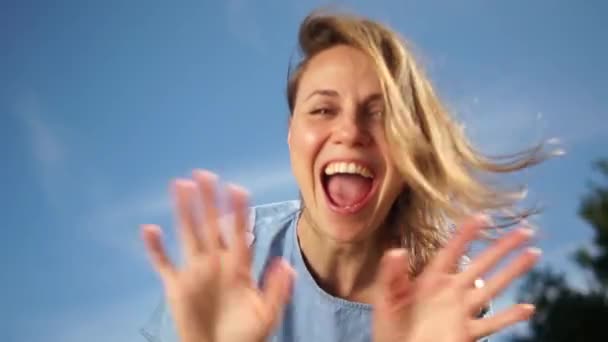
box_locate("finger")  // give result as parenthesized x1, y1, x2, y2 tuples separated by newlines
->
(460, 227, 534, 286)
(227, 184, 251, 266)
(193, 170, 223, 251)
(429, 215, 487, 273)
(376, 249, 410, 302)
(469, 304, 535, 339)
(141, 224, 176, 280)
(173, 180, 202, 257)
(468, 247, 541, 311)
(261, 259, 296, 328)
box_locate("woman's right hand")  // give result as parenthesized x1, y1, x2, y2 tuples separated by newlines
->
(141, 170, 295, 342)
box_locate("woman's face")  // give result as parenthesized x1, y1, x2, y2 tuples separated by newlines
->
(288, 44, 405, 243)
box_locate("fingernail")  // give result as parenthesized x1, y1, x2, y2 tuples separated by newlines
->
(527, 247, 542, 255)
(474, 214, 492, 226)
(142, 224, 160, 232)
(521, 304, 536, 312)
(226, 183, 250, 197)
(520, 228, 535, 237)
(388, 249, 407, 257)
(173, 179, 195, 190)
(193, 169, 218, 182)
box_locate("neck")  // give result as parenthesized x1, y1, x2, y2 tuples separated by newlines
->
(296, 210, 390, 303)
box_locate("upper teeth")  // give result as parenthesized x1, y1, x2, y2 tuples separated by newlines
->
(324, 162, 374, 178)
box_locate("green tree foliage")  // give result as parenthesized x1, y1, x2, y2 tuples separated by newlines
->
(511, 159, 608, 341)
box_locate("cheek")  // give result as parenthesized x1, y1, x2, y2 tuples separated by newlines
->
(289, 123, 325, 164)
(289, 123, 326, 191)
(372, 129, 394, 169)
(373, 130, 405, 191)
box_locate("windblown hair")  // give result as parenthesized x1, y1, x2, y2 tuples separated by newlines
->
(286, 10, 559, 275)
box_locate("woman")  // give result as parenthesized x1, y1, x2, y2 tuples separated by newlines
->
(140, 10, 552, 342)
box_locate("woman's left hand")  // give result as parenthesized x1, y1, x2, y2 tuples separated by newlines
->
(372, 215, 540, 342)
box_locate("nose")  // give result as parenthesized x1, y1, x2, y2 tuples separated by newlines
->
(333, 111, 372, 147)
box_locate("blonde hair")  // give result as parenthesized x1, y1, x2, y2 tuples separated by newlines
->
(287, 10, 559, 275)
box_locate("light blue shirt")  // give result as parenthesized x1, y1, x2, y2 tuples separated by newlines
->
(140, 200, 490, 342)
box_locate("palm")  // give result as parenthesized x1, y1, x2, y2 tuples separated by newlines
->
(142, 170, 294, 342)
(215, 286, 265, 340)
(374, 216, 540, 342)
(211, 253, 285, 341)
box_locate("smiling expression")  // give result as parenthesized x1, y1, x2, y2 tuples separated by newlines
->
(288, 44, 405, 243)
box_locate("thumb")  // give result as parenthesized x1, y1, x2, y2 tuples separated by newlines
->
(377, 249, 410, 304)
(261, 258, 296, 328)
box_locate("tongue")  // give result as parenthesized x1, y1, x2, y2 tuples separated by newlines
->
(326, 174, 373, 207)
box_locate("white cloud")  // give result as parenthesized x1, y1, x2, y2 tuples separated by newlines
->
(453, 94, 556, 157)
(14, 93, 65, 164)
(44, 162, 298, 342)
(224, 162, 297, 196)
(22, 288, 161, 342)
(14, 93, 68, 208)
(94, 162, 296, 223)
(83, 162, 297, 263)
(24, 115, 64, 164)
(451, 80, 605, 159)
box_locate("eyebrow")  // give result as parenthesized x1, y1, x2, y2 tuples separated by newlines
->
(305, 89, 339, 101)
(364, 93, 383, 104)
(303, 89, 384, 105)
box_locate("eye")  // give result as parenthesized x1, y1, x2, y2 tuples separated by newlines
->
(368, 108, 384, 118)
(310, 107, 336, 115)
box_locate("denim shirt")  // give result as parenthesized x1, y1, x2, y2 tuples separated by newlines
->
(140, 200, 491, 342)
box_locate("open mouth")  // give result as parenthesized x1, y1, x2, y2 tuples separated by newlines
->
(320, 161, 378, 215)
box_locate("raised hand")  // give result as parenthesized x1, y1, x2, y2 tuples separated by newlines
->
(373, 215, 540, 342)
(141, 170, 295, 342)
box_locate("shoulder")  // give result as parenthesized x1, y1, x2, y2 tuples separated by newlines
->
(216, 199, 301, 246)
(248, 200, 302, 241)
(246, 200, 301, 255)
(246, 200, 302, 283)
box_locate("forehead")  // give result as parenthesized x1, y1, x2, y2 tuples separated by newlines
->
(297, 45, 382, 99)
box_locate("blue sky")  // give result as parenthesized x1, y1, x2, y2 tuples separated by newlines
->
(1, 1, 606, 341)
